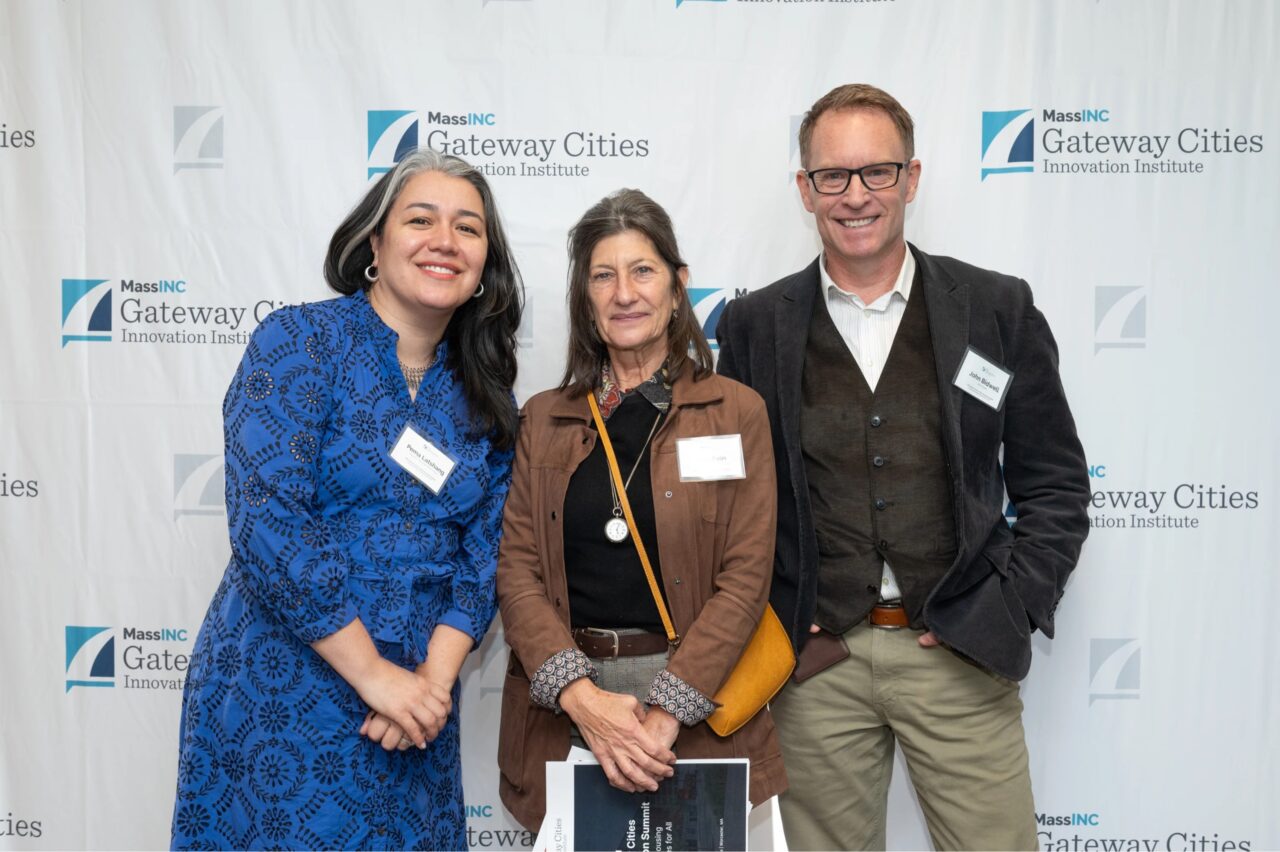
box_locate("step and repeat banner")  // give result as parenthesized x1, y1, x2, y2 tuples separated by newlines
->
(1, 1, 1276, 849)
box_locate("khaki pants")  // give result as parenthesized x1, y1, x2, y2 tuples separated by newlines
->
(771, 623, 1037, 851)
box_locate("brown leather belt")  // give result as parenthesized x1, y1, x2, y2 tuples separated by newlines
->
(869, 602, 910, 629)
(572, 628, 669, 660)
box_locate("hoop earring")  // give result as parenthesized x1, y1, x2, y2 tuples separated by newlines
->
(363, 265, 378, 283)
(472, 283, 485, 299)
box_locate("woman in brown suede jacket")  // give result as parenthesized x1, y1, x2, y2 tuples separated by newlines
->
(495, 189, 787, 831)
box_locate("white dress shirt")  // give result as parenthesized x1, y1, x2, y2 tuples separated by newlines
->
(817, 246, 917, 602)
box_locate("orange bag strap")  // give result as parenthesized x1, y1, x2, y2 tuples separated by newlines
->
(586, 392, 679, 646)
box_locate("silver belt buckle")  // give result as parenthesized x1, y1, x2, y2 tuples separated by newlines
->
(581, 627, 620, 659)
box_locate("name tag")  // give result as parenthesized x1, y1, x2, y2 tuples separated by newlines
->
(952, 346, 1014, 410)
(676, 434, 746, 482)
(389, 424, 457, 494)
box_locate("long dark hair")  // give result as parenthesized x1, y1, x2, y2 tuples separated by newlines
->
(559, 189, 713, 395)
(324, 149, 523, 450)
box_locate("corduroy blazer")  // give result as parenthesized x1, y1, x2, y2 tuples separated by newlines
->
(716, 245, 1091, 681)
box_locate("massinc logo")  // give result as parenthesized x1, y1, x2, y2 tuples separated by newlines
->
(1089, 638, 1140, 705)
(61, 278, 112, 346)
(66, 625, 192, 692)
(174, 106, 224, 173)
(66, 626, 115, 691)
(174, 454, 226, 520)
(981, 109, 1035, 180)
(368, 110, 419, 178)
(1094, 286, 1147, 353)
(689, 287, 746, 351)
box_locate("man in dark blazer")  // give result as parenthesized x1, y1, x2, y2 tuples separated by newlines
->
(716, 84, 1090, 850)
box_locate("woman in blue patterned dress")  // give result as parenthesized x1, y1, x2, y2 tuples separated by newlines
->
(171, 149, 523, 851)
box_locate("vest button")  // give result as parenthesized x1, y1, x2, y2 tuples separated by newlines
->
(879, 539, 888, 550)
(870, 415, 883, 427)
(872, 456, 886, 467)
(874, 498, 887, 510)
(866, 584, 878, 593)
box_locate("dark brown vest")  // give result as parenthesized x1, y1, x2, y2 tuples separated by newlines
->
(800, 276, 957, 631)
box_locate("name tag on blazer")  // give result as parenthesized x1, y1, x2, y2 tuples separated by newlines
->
(389, 424, 457, 494)
(676, 434, 746, 482)
(952, 346, 1014, 411)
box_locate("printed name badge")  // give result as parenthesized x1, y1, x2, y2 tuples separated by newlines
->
(952, 346, 1014, 411)
(389, 424, 458, 494)
(676, 434, 747, 482)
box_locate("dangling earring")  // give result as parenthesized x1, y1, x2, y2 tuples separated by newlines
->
(472, 283, 485, 299)
(363, 265, 378, 283)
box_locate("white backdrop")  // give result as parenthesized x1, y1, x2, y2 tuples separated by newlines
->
(2, 1, 1277, 849)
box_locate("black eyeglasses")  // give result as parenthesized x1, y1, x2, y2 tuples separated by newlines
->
(805, 162, 908, 194)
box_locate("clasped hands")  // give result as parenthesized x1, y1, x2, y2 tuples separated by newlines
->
(558, 678, 680, 794)
(356, 658, 453, 751)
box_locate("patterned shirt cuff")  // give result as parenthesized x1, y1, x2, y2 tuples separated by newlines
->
(529, 648, 599, 711)
(646, 669, 716, 726)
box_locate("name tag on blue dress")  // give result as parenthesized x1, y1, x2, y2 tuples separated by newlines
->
(389, 424, 457, 494)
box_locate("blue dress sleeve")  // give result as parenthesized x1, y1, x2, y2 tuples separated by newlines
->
(222, 306, 356, 644)
(437, 439, 514, 646)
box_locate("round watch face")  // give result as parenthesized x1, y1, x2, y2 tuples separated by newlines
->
(604, 517, 630, 543)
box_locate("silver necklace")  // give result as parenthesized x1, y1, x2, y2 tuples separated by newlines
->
(399, 355, 433, 394)
(604, 411, 663, 543)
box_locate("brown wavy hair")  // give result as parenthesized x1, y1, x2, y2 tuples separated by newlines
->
(558, 189, 713, 395)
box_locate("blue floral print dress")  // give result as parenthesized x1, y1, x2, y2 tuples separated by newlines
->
(171, 290, 512, 850)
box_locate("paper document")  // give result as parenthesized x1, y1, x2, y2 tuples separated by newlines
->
(534, 757, 749, 851)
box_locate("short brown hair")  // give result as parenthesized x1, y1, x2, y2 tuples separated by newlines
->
(797, 83, 915, 168)
(559, 189, 713, 395)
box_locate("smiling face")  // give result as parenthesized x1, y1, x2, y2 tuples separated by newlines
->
(586, 229, 686, 373)
(797, 108, 921, 281)
(368, 169, 488, 325)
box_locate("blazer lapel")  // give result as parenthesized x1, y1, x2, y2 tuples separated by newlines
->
(775, 258, 820, 453)
(914, 244, 970, 473)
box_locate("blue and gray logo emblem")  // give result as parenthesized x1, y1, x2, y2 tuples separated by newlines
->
(1089, 638, 1141, 705)
(173, 106, 224, 173)
(174, 454, 226, 520)
(61, 278, 112, 346)
(368, 110, 419, 179)
(981, 109, 1035, 180)
(1094, 286, 1147, 353)
(66, 626, 114, 691)
(689, 287, 742, 351)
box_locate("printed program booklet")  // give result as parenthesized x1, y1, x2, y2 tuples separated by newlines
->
(535, 752, 749, 851)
